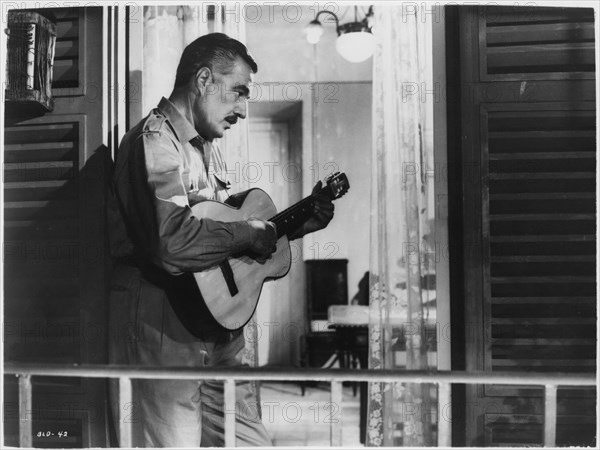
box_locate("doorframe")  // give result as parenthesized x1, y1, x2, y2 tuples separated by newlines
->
(445, 5, 468, 446)
(249, 100, 307, 366)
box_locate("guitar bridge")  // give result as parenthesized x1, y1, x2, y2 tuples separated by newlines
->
(219, 260, 239, 297)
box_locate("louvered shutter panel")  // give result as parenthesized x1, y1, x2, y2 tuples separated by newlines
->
(486, 108, 596, 375)
(3, 8, 108, 448)
(4, 121, 80, 362)
(52, 14, 80, 88)
(482, 6, 595, 79)
(457, 6, 596, 446)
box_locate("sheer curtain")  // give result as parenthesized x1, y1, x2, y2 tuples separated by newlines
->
(367, 5, 437, 447)
(141, 4, 258, 370)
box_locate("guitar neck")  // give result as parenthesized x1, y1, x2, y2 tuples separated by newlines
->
(269, 195, 316, 239)
(268, 173, 348, 238)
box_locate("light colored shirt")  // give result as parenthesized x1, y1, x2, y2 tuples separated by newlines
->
(108, 97, 252, 275)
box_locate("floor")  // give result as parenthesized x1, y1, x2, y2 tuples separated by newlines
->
(260, 381, 363, 447)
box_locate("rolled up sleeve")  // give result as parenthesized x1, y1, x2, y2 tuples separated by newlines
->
(140, 132, 252, 274)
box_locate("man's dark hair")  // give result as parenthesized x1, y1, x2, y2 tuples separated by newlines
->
(174, 33, 258, 88)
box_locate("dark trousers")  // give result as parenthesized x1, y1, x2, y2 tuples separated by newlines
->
(108, 264, 272, 447)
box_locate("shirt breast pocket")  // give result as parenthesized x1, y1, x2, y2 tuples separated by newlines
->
(213, 172, 231, 202)
(186, 168, 213, 204)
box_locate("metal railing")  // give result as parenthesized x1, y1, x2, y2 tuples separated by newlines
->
(4, 363, 596, 447)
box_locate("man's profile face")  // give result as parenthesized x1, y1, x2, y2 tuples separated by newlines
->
(193, 56, 252, 141)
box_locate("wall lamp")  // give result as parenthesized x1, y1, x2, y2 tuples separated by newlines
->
(304, 6, 375, 63)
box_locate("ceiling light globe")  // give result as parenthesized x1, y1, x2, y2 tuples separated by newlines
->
(336, 31, 374, 63)
(304, 21, 324, 44)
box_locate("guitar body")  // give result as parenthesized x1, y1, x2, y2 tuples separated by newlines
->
(191, 188, 291, 330)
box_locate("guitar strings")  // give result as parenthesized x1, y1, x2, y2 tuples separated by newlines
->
(270, 195, 313, 221)
(270, 181, 334, 226)
(270, 195, 315, 225)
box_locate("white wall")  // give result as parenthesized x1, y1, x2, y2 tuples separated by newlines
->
(246, 5, 372, 84)
(308, 82, 372, 302)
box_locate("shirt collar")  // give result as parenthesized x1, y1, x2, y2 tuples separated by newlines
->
(157, 97, 204, 145)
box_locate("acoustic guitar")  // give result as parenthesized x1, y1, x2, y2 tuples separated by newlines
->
(191, 172, 350, 330)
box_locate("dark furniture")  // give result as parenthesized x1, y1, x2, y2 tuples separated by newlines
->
(303, 258, 349, 369)
(305, 259, 348, 320)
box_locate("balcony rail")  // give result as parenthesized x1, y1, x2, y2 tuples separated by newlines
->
(4, 362, 596, 447)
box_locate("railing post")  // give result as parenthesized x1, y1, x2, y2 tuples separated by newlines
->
(330, 381, 343, 447)
(543, 384, 557, 447)
(224, 379, 236, 447)
(438, 382, 452, 446)
(18, 374, 32, 448)
(119, 377, 132, 448)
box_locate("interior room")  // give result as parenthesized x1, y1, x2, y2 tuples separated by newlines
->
(2, 1, 597, 448)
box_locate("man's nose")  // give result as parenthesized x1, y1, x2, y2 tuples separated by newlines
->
(234, 99, 247, 119)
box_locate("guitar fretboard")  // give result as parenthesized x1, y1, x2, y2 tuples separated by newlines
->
(267, 173, 348, 238)
(270, 195, 316, 238)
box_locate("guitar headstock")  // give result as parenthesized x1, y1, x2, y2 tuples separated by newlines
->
(323, 172, 350, 200)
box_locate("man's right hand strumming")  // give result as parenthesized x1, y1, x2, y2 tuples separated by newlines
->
(246, 218, 277, 262)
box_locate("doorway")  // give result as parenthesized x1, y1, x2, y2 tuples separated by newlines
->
(248, 101, 304, 367)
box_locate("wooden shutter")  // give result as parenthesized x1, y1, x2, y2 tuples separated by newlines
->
(52, 12, 80, 88)
(456, 6, 596, 446)
(3, 8, 108, 448)
(482, 6, 595, 79)
(485, 105, 596, 374)
(4, 120, 81, 362)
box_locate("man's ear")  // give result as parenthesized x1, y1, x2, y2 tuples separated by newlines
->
(194, 67, 212, 95)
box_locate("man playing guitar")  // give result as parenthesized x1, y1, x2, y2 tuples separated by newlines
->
(107, 33, 336, 447)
